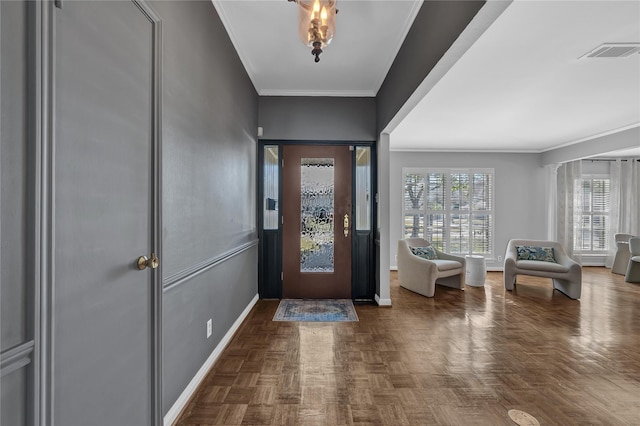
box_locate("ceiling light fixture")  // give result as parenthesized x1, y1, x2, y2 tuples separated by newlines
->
(289, 0, 338, 63)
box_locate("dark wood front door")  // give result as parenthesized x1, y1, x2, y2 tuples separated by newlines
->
(282, 145, 352, 298)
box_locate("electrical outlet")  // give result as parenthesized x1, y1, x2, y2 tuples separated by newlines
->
(498, 255, 503, 261)
(206, 319, 212, 338)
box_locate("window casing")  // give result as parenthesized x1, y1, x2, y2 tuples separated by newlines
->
(575, 175, 610, 253)
(403, 168, 494, 258)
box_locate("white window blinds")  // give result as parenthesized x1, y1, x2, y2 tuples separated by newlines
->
(403, 168, 494, 257)
(576, 176, 610, 253)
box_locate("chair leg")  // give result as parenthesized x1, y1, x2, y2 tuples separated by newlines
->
(436, 274, 464, 290)
(612, 250, 631, 275)
(552, 278, 581, 299)
(504, 270, 516, 291)
(625, 261, 640, 283)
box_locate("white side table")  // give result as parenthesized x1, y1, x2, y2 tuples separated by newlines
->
(465, 255, 486, 287)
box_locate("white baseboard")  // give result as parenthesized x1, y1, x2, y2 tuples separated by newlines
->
(375, 294, 392, 306)
(395, 266, 504, 272)
(582, 262, 606, 267)
(163, 293, 259, 426)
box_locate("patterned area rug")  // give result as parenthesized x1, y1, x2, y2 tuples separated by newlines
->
(273, 299, 358, 322)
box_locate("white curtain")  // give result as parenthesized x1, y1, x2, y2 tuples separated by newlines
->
(556, 161, 582, 263)
(606, 158, 640, 267)
(545, 164, 560, 240)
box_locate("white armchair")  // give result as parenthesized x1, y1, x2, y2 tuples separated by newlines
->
(504, 239, 582, 299)
(624, 237, 640, 283)
(397, 238, 465, 298)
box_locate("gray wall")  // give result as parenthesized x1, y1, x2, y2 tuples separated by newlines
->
(376, 1, 485, 133)
(258, 96, 376, 141)
(8, 0, 625, 422)
(542, 127, 640, 165)
(1, 1, 30, 425)
(373, 1, 486, 304)
(163, 248, 257, 412)
(389, 151, 547, 269)
(150, 0, 259, 415)
(0, 1, 259, 423)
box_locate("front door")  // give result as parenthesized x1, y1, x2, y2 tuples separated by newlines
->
(282, 145, 352, 298)
(52, 1, 158, 424)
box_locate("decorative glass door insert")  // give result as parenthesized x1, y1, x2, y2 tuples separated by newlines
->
(300, 158, 335, 272)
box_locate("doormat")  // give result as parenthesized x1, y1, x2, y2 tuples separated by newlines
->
(273, 299, 358, 322)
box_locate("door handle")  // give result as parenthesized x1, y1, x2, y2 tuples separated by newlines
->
(137, 252, 159, 270)
(343, 213, 349, 238)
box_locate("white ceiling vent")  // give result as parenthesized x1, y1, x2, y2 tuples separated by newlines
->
(580, 43, 640, 59)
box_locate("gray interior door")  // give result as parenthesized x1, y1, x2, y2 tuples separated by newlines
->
(53, 1, 156, 424)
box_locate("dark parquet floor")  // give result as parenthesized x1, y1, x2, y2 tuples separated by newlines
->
(175, 268, 640, 425)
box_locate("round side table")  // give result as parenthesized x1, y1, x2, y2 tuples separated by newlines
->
(465, 255, 486, 287)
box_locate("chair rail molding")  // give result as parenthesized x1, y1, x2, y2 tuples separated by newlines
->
(163, 239, 259, 292)
(1, 341, 35, 377)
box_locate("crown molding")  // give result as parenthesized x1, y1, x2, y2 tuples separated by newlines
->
(259, 89, 376, 97)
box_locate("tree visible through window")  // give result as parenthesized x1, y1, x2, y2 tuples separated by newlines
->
(404, 174, 424, 238)
(403, 168, 494, 257)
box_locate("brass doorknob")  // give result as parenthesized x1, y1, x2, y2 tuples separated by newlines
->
(137, 252, 160, 270)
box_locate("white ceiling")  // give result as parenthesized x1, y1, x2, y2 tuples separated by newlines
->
(213, 0, 422, 96)
(391, 0, 640, 152)
(213, 1, 639, 153)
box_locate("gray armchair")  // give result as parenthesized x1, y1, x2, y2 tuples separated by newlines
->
(504, 239, 582, 299)
(397, 238, 465, 298)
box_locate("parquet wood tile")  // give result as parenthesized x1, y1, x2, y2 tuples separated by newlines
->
(175, 268, 640, 425)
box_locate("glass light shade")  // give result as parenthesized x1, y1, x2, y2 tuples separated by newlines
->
(297, 0, 337, 48)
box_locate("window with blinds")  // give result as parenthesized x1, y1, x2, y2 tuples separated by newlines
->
(575, 176, 610, 253)
(403, 168, 494, 257)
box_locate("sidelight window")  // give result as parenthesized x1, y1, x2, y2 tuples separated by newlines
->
(355, 146, 372, 231)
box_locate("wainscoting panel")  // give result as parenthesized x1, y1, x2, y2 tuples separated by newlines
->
(0, 341, 33, 425)
(162, 244, 258, 415)
(1, 0, 29, 367)
(259, 230, 281, 298)
(352, 231, 374, 300)
(1, 1, 32, 424)
(1, 365, 27, 426)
